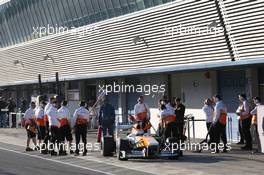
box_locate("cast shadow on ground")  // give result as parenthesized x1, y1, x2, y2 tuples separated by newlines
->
(129, 154, 235, 163)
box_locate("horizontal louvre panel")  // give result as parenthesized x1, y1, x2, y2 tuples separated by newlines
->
(2, 0, 263, 86)
(223, 0, 264, 61)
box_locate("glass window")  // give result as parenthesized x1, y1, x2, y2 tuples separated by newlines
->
(0, 4, 11, 46)
(153, 0, 163, 6)
(111, 0, 122, 16)
(104, 0, 115, 18)
(50, 0, 64, 26)
(75, 0, 86, 26)
(42, 0, 56, 27)
(0, 22, 8, 47)
(91, 0, 102, 22)
(6, 2, 20, 44)
(66, 0, 80, 27)
(12, 1, 27, 42)
(47, 0, 62, 27)
(78, 0, 91, 25)
(32, 0, 47, 38)
(56, 0, 72, 27)
(136, 0, 145, 10)
(24, 1, 36, 39)
(120, 0, 130, 14)
(15, 0, 32, 41)
(34, 0, 47, 28)
(162, 0, 172, 3)
(128, 0, 138, 12)
(24, 0, 38, 39)
(143, 0, 154, 8)
(98, 0, 108, 20)
(85, 0, 96, 23)
(72, 0, 85, 26)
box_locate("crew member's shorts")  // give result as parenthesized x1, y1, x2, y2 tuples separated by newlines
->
(37, 126, 46, 140)
(60, 125, 73, 142)
(26, 124, 36, 138)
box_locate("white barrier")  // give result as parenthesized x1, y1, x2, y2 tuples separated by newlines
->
(257, 105, 264, 153)
(9, 112, 24, 128)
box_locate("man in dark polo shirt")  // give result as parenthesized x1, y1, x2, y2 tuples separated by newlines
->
(174, 98, 186, 142)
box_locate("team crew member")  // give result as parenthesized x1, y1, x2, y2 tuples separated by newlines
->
(35, 100, 46, 146)
(158, 104, 178, 140)
(212, 94, 228, 153)
(72, 101, 90, 156)
(202, 98, 214, 131)
(236, 101, 245, 144)
(23, 102, 38, 151)
(44, 97, 55, 131)
(202, 98, 214, 143)
(39, 96, 54, 154)
(238, 94, 252, 150)
(47, 99, 61, 156)
(99, 96, 116, 135)
(161, 96, 174, 114)
(44, 96, 54, 128)
(134, 95, 150, 121)
(250, 97, 262, 153)
(131, 95, 151, 133)
(58, 100, 73, 154)
(175, 98, 186, 141)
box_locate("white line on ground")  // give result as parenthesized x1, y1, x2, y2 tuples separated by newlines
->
(0, 147, 116, 175)
(74, 155, 158, 175)
(0, 141, 157, 175)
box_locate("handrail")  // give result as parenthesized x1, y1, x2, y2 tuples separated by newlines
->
(184, 114, 235, 144)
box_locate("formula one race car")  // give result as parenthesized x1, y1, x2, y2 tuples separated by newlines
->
(100, 121, 182, 161)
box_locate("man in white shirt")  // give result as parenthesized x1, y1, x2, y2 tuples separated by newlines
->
(42, 96, 55, 154)
(160, 96, 174, 114)
(35, 101, 46, 145)
(250, 96, 262, 153)
(47, 99, 61, 156)
(238, 94, 252, 150)
(58, 100, 73, 154)
(212, 94, 228, 153)
(202, 98, 214, 131)
(72, 101, 90, 156)
(133, 95, 151, 133)
(134, 95, 150, 121)
(158, 104, 177, 140)
(44, 97, 54, 116)
(23, 102, 37, 151)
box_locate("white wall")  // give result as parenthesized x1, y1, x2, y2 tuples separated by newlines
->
(171, 71, 216, 139)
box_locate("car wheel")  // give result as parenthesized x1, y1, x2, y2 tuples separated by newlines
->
(101, 136, 115, 156)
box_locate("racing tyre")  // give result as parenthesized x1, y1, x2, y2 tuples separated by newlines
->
(117, 139, 129, 161)
(101, 136, 115, 156)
